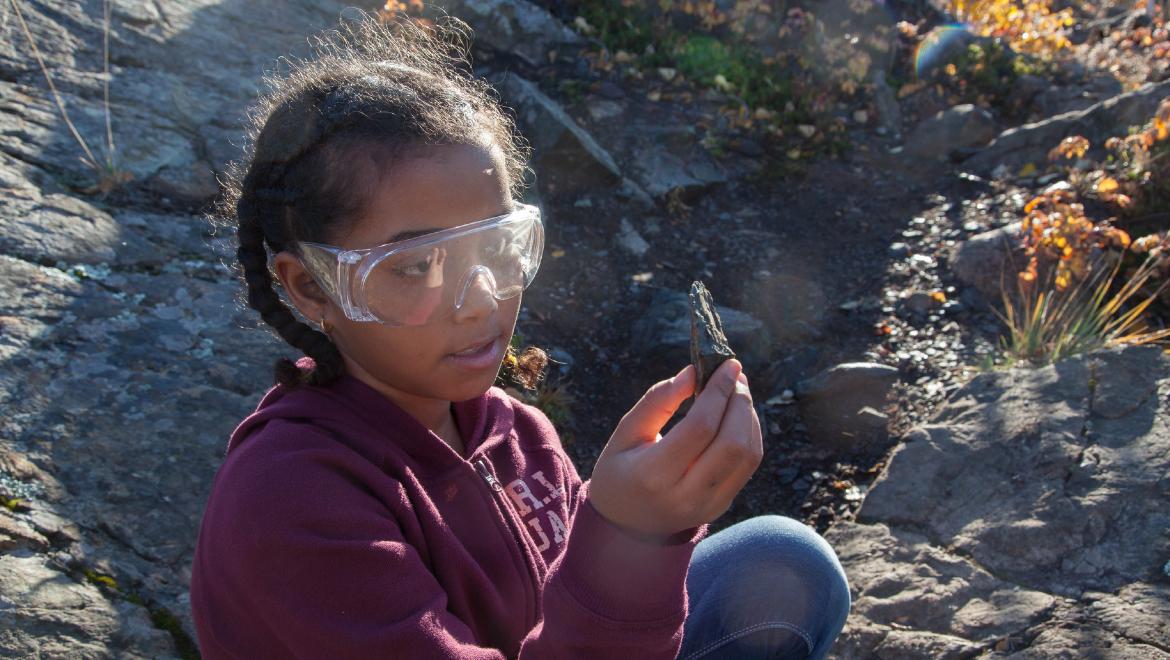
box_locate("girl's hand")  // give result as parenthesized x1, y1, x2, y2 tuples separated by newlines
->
(588, 359, 763, 539)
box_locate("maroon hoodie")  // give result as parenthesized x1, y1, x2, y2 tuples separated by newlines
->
(190, 370, 704, 658)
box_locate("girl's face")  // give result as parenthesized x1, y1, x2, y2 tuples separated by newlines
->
(280, 143, 522, 420)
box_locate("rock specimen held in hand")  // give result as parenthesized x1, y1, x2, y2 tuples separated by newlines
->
(689, 281, 736, 391)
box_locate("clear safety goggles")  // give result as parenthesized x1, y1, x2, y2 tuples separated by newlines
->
(297, 203, 543, 326)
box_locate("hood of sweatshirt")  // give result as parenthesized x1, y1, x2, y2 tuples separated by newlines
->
(226, 365, 517, 476)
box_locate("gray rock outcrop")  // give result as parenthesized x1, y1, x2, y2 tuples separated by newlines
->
(0, 1, 362, 655)
(966, 79, 1170, 175)
(796, 363, 898, 453)
(828, 346, 1170, 657)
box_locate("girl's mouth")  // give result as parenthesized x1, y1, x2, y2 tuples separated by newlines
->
(447, 335, 504, 370)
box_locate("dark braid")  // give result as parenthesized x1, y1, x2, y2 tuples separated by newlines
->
(235, 194, 345, 387)
(211, 13, 531, 388)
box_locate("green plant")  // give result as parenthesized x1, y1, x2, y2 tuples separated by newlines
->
(9, 0, 130, 193)
(998, 251, 1170, 364)
(672, 35, 793, 111)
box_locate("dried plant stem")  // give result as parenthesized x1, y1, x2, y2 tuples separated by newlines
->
(101, 0, 115, 170)
(9, 0, 107, 172)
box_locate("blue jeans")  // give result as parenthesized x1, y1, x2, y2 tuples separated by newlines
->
(677, 516, 851, 659)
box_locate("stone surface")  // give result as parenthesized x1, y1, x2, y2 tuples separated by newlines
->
(624, 124, 730, 199)
(950, 222, 1024, 302)
(828, 346, 1170, 657)
(430, 0, 583, 67)
(795, 363, 899, 453)
(966, 78, 1170, 175)
(903, 104, 998, 162)
(632, 287, 770, 375)
(494, 73, 644, 199)
(0, 554, 177, 658)
(0, 1, 357, 654)
(689, 281, 736, 391)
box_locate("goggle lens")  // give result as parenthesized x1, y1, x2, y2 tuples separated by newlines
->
(359, 212, 541, 326)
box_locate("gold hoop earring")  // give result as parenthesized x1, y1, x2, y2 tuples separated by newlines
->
(319, 316, 333, 335)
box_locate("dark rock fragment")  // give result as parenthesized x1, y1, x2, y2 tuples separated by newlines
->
(689, 281, 736, 391)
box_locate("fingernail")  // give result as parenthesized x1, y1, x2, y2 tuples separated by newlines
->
(735, 372, 750, 395)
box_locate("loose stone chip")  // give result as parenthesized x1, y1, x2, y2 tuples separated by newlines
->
(689, 280, 736, 392)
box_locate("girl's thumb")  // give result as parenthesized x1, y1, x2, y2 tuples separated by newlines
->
(610, 365, 696, 449)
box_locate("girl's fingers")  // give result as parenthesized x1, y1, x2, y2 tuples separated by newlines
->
(706, 395, 763, 512)
(651, 359, 742, 478)
(609, 365, 696, 451)
(677, 372, 759, 497)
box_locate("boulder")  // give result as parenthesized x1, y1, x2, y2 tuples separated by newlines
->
(494, 73, 648, 202)
(903, 104, 998, 162)
(949, 222, 1024, 302)
(624, 124, 729, 200)
(795, 363, 899, 453)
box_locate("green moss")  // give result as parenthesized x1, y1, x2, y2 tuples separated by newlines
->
(147, 604, 200, 660)
(1, 497, 21, 512)
(83, 569, 118, 590)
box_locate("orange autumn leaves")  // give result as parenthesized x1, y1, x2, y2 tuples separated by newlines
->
(1019, 98, 1170, 292)
(945, 0, 1073, 59)
(1019, 188, 1129, 290)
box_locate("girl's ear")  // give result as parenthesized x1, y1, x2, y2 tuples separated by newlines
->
(272, 251, 329, 322)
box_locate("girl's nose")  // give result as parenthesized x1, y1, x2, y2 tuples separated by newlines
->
(453, 266, 498, 321)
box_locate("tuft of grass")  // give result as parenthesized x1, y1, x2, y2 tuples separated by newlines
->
(998, 251, 1170, 364)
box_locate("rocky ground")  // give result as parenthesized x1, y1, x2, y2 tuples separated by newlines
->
(0, 0, 1167, 657)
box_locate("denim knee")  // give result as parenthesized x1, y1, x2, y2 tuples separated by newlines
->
(684, 515, 851, 658)
(738, 516, 850, 654)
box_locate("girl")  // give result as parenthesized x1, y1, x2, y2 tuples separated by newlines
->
(190, 13, 850, 659)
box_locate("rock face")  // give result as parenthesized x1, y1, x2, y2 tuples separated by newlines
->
(965, 78, 1170, 175)
(827, 346, 1170, 657)
(0, 1, 362, 655)
(493, 73, 649, 203)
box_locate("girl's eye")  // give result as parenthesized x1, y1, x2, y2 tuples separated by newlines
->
(393, 253, 434, 277)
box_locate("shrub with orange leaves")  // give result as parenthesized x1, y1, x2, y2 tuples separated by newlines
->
(945, 0, 1074, 60)
(1018, 188, 1131, 291)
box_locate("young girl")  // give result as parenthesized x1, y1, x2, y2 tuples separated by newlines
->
(190, 14, 850, 659)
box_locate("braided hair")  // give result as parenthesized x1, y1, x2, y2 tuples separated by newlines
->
(213, 13, 534, 388)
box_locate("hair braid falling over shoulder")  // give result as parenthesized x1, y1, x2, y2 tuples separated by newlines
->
(235, 193, 346, 387)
